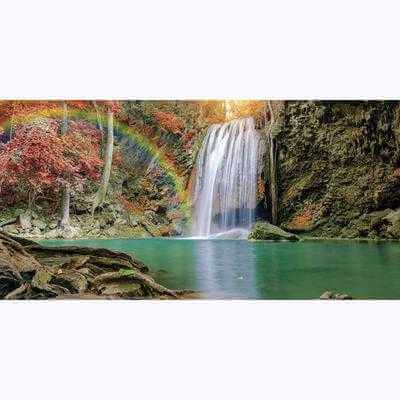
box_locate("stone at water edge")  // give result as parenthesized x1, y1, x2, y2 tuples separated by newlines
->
(320, 291, 352, 300)
(383, 208, 400, 225)
(248, 222, 300, 241)
(320, 291, 334, 299)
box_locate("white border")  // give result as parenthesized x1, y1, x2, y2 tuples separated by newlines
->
(1, 1, 400, 399)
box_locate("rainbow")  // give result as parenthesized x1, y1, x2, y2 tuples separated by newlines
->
(0, 106, 191, 216)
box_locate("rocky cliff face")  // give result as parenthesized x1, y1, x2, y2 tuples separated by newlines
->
(276, 101, 400, 239)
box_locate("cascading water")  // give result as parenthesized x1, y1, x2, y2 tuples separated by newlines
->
(192, 117, 263, 238)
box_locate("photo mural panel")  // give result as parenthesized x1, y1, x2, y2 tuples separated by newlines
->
(1, 100, 399, 299)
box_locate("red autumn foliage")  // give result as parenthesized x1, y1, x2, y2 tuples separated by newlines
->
(0, 120, 102, 206)
(153, 111, 185, 135)
(94, 100, 121, 115)
(0, 101, 59, 125)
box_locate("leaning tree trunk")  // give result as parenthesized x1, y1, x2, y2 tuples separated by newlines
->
(267, 100, 278, 225)
(92, 111, 114, 214)
(58, 101, 71, 231)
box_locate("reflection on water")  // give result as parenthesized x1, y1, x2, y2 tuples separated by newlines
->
(193, 240, 258, 299)
(41, 238, 400, 299)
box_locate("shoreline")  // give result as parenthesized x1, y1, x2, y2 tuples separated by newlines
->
(37, 234, 400, 243)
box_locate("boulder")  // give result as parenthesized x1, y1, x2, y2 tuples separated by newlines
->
(2, 224, 19, 235)
(32, 219, 47, 230)
(248, 222, 299, 241)
(17, 213, 32, 230)
(383, 208, 400, 225)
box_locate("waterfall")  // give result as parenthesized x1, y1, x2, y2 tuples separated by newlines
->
(192, 117, 263, 237)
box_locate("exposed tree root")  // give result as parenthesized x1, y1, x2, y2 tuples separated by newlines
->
(0, 231, 179, 300)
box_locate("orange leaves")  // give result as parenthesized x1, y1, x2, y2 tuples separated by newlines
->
(198, 100, 266, 124)
(227, 100, 265, 120)
(153, 111, 185, 135)
(199, 101, 226, 125)
(0, 101, 59, 124)
(288, 204, 321, 230)
(118, 195, 138, 214)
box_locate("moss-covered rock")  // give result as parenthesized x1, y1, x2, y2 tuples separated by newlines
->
(249, 222, 299, 241)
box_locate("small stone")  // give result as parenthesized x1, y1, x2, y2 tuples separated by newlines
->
(335, 293, 352, 300)
(320, 291, 334, 299)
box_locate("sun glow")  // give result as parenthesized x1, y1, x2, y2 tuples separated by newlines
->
(223, 100, 265, 122)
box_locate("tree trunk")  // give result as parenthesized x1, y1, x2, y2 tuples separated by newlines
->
(267, 100, 278, 225)
(92, 111, 114, 214)
(61, 101, 68, 134)
(92, 101, 104, 144)
(58, 101, 71, 230)
(58, 182, 71, 230)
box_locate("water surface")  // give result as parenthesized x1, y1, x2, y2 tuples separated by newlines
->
(42, 238, 400, 299)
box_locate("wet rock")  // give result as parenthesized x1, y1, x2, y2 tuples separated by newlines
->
(248, 222, 299, 241)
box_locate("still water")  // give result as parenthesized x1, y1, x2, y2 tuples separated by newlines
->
(42, 238, 400, 299)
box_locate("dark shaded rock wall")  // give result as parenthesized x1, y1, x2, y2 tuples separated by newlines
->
(276, 101, 400, 239)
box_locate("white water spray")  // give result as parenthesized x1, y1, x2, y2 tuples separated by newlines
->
(192, 117, 263, 237)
